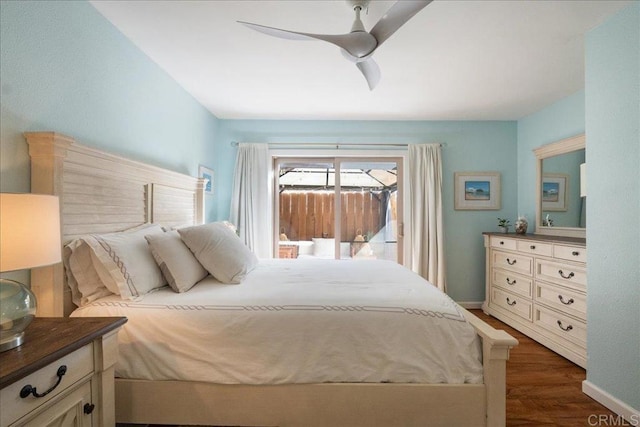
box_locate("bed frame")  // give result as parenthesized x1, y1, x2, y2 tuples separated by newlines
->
(27, 132, 518, 427)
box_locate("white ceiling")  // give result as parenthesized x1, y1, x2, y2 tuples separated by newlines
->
(90, 0, 629, 121)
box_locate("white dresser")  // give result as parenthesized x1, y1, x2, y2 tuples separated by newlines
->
(482, 233, 587, 367)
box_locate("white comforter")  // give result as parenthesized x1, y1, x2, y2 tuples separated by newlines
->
(71, 259, 483, 384)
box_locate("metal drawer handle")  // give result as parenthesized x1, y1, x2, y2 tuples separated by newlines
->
(20, 365, 67, 399)
(499, 241, 504, 245)
(558, 295, 575, 305)
(572, 251, 580, 256)
(557, 320, 573, 332)
(558, 270, 575, 279)
(530, 245, 536, 250)
(506, 297, 516, 306)
(506, 258, 517, 265)
(84, 403, 96, 414)
(506, 277, 516, 285)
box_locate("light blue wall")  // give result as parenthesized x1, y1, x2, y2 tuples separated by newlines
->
(0, 1, 219, 282)
(0, 0, 218, 209)
(516, 91, 585, 230)
(585, 2, 640, 411)
(213, 120, 518, 303)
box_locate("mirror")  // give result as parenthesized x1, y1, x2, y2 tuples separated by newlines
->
(534, 134, 586, 238)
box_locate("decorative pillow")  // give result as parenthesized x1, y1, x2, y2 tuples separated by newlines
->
(145, 230, 208, 293)
(64, 240, 114, 307)
(312, 238, 335, 257)
(84, 224, 167, 299)
(178, 222, 258, 284)
(64, 224, 167, 305)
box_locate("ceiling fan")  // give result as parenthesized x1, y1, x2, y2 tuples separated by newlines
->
(238, 0, 433, 90)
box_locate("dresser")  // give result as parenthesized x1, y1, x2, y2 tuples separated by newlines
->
(482, 233, 587, 367)
(0, 317, 126, 426)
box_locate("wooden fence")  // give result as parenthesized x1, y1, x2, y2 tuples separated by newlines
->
(279, 190, 390, 242)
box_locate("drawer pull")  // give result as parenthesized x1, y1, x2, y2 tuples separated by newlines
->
(558, 270, 575, 279)
(506, 258, 517, 265)
(572, 251, 580, 256)
(506, 297, 517, 306)
(558, 295, 575, 305)
(530, 245, 536, 250)
(499, 241, 504, 245)
(20, 365, 67, 399)
(557, 320, 573, 332)
(506, 277, 516, 285)
(84, 403, 96, 415)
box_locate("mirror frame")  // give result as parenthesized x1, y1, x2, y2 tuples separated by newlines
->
(534, 133, 586, 238)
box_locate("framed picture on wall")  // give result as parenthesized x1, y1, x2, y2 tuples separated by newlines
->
(199, 165, 214, 195)
(454, 172, 501, 210)
(542, 173, 568, 211)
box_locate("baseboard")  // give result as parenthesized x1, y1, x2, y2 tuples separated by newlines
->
(456, 301, 484, 309)
(582, 380, 640, 426)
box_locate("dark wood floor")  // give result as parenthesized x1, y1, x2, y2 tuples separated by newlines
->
(470, 309, 615, 426)
(144, 310, 616, 427)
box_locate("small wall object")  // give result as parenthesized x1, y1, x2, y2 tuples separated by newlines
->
(515, 216, 528, 235)
(198, 165, 214, 194)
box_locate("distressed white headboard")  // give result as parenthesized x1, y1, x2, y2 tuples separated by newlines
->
(26, 132, 206, 317)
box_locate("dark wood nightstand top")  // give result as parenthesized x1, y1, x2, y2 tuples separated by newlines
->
(0, 317, 127, 389)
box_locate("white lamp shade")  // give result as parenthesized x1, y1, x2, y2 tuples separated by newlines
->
(0, 194, 62, 272)
(580, 163, 586, 197)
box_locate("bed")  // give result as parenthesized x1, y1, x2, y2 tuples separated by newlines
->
(26, 132, 518, 427)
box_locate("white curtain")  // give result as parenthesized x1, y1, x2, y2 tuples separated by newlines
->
(408, 144, 446, 291)
(229, 143, 272, 258)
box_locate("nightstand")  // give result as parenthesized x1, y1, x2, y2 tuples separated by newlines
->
(0, 317, 126, 426)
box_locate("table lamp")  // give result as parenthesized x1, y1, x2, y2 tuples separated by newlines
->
(0, 193, 61, 352)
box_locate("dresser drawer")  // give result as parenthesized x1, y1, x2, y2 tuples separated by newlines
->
(536, 259, 586, 289)
(535, 281, 586, 321)
(0, 343, 94, 426)
(490, 236, 517, 251)
(534, 305, 586, 349)
(491, 287, 533, 321)
(14, 380, 92, 426)
(553, 244, 587, 263)
(516, 240, 553, 257)
(493, 269, 533, 298)
(493, 250, 533, 275)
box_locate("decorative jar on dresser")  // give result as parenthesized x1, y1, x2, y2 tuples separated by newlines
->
(0, 317, 126, 426)
(482, 232, 587, 367)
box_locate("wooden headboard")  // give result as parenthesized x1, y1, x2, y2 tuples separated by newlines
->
(26, 132, 206, 317)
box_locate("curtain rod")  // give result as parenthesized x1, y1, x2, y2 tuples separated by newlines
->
(229, 142, 445, 149)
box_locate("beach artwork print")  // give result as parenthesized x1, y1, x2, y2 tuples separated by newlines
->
(464, 180, 490, 201)
(454, 172, 500, 210)
(542, 181, 560, 202)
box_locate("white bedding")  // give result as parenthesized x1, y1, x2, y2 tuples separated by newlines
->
(71, 259, 483, 385)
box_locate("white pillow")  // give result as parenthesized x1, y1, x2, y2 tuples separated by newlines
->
(84, 224, 167, 299)
(312, 238, 335, 257)
(178, 222, 258, 284)
(64, 240, 114, 307)
(145, 230, 208, 293)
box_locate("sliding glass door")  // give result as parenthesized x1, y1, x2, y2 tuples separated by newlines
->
(274, 157, 403, 264)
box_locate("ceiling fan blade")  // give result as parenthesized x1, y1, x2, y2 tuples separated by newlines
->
(239, 21, 377, 58)
(369, 0, 432, 47)
(238, 21, 318, 41)
(356, 58, 381, 91)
